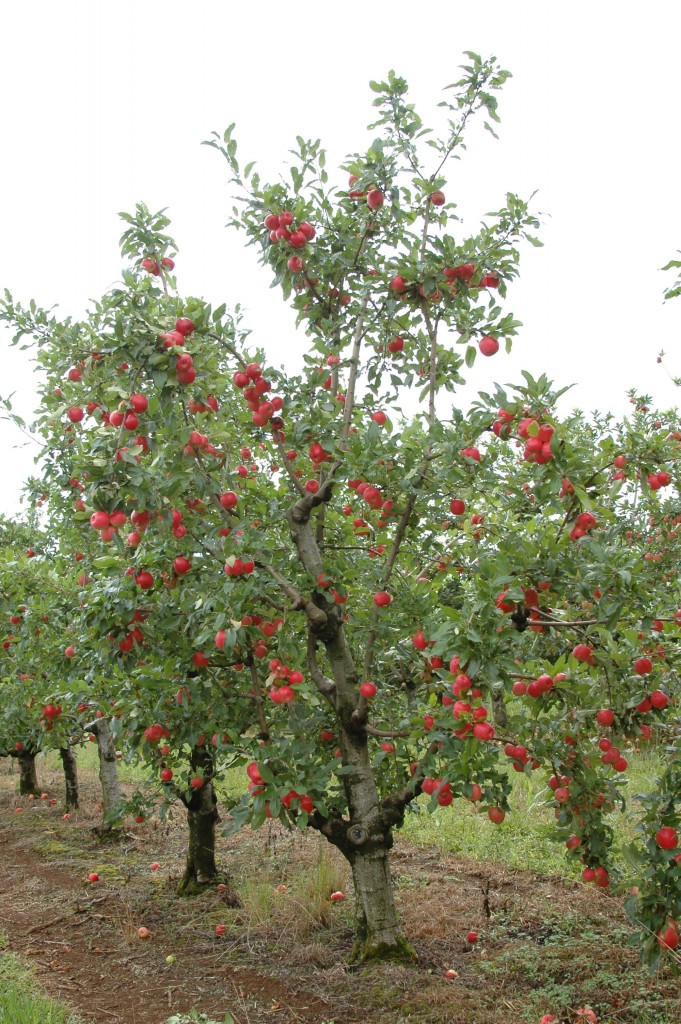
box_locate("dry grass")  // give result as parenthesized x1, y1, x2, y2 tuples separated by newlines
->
(0, 752, 680, 1024)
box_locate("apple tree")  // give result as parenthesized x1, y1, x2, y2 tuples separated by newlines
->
(2, 57, 679, 966)
(0, 515, 85, 807)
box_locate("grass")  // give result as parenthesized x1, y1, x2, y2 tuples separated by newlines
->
(40, 741, 149, 784)
(477, 907, 679, 1024)
(402, 746, 667, 880)
(0, 934, 89, 1024)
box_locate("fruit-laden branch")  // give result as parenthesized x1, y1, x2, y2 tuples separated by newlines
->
(361, 455, 435, 683)
(381, 738, 442, 822)
(423, 304, 439, 430)
(340, 295, 369, 449)
(282, 298, 372, 526)
(534, 610, 600, 627)
(248, 659, 271, 742)
(273, 433, 307, 497)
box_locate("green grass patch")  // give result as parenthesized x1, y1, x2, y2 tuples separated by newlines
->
(0, 934, 89, 1024)
(402, 747, 666, 880)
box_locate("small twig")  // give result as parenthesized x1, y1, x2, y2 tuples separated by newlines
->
(91, 1006, 124, 1020)
(23, 914, 69, 935)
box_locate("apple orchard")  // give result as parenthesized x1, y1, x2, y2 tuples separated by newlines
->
(1, 57, 680, 967)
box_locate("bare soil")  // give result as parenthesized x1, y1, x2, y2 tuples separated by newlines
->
(0, 757, 679, 1024)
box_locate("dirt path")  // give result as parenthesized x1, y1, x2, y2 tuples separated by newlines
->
(0, 814, 336, 1024)
(1, 762, 680, 1024)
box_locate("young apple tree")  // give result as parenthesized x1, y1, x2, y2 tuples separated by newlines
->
(2, 58, 679, 966)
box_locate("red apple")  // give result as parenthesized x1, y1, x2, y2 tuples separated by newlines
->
(656, 826, 678, 850)
(478, 336, 499, 357)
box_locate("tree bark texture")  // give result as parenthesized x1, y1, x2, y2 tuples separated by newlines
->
(92, 719, 122, 829)
(59, 746, 79, 809)
(17, 752, 39, 796)
(177, 747, 220, 895)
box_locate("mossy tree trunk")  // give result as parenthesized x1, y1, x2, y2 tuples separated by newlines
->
(59, 746, 79, 809)
(349, 843, 412, 961)
(310, 627, 413, 962)
(17, 751, 40, 796)
(90, 719, 122, 831)
(177, 746, 220, 895)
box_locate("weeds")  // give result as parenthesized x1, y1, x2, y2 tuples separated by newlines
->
(0, 934, 89, 1024)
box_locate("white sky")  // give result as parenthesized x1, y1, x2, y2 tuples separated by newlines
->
(1, 1, 680, 516)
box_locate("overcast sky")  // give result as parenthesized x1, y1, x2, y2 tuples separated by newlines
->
(1, 1, 680, 517)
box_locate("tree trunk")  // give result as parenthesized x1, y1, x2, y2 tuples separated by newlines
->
(177, 747, 223, 895)
(350, 842, 412, 961)
(59, 746, 79, 809)
(17, 752, 39, 796)
(92, 719, 122, 830)
(321, 630, 414, 962)
(287, 498, 412, 961)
